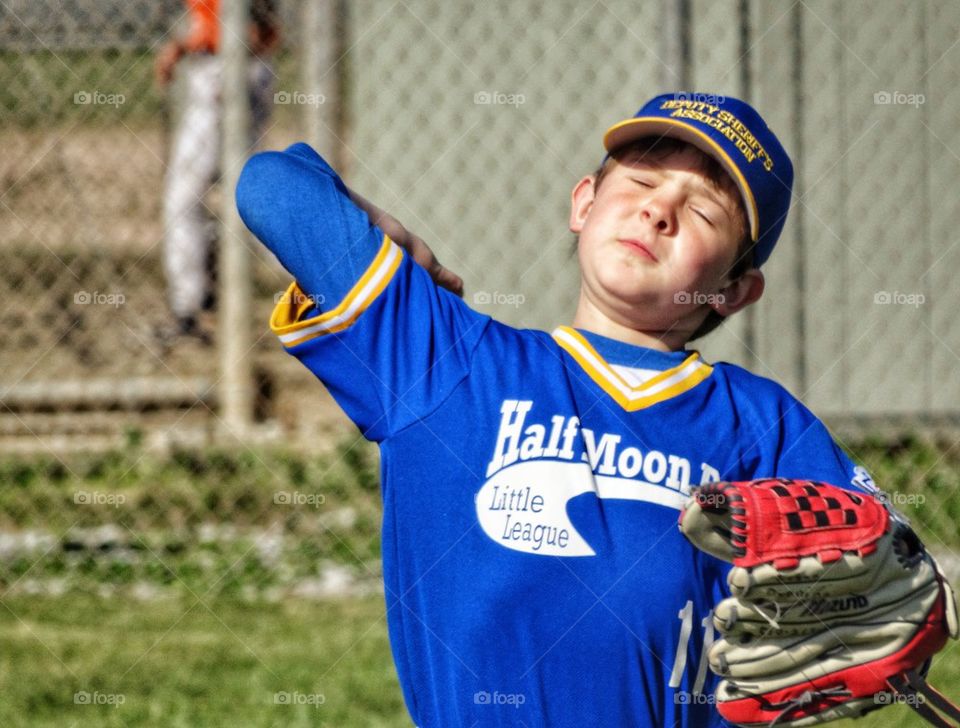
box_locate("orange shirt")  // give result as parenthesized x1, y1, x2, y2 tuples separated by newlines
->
(183, 0, 220, 54)
(181, 0, 279, 55)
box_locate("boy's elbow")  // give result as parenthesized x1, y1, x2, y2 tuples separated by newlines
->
(236, 152, 280, 236)
(236, 151, 313, 256)
(234, 144, 351, 263)
(235, 145, 339, 236)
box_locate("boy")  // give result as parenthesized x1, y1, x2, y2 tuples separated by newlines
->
(235, 94, 878, 726)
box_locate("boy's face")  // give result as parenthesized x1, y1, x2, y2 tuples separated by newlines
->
(570, 145, 759, 341)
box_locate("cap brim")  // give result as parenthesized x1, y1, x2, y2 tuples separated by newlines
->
(603, 117, 759, 242)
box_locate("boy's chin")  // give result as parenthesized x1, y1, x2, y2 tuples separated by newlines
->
(594, 279, 676, 314)
(590, 270, 659, 302)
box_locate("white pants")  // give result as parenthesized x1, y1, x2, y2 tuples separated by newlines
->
(163, 54, 274, 319)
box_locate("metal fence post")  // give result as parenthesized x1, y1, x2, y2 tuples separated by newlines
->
(219, 0, 254, 437)
(661, 0, 690, 89)
(301, 0, 341, 159)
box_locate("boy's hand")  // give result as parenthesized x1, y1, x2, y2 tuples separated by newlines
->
(348, 190, 464, 297)
(679, 478, 960, 727)
(394, 228, 465, 299)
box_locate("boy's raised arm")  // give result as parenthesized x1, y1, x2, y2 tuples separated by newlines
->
(235, 142, 487, 442)
(236, 142, 461, 305)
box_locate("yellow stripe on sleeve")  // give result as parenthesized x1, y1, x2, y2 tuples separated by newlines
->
(270, 235, 403, 348)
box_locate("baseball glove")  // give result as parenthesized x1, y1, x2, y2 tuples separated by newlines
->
(679, 478, 960, 727)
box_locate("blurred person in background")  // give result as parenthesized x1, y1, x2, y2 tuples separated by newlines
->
(154, 0, 280, 344)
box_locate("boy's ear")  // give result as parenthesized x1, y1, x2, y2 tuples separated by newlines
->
(569, 175, 597, 233)
(713, 269, 765, 316)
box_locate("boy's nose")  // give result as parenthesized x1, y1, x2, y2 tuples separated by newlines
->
(641, 198, 676, 236)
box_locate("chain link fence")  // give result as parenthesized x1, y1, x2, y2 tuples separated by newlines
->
(345, 0, 960, 422)
(0, 0, 386, 613)
(2, 1, 959, 443)
(0, 0, 959, 596)
(0, 442, 386, 601)
(0, 7, 958, 727)
(0, 0, 343, 452)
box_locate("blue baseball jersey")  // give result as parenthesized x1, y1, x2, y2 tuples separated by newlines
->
(241, 146, 877, 727)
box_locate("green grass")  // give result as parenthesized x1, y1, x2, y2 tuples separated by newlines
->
(1, 592, 957, 727)
(0, 438, 957, 726)
(0, 592, 409, 728)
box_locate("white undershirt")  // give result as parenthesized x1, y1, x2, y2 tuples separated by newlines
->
(609, 363, 665, 387)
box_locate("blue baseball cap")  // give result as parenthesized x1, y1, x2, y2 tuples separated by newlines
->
(602, 93, 794, 267)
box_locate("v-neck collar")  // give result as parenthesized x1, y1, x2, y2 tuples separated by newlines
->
(551, 326, 713, 411)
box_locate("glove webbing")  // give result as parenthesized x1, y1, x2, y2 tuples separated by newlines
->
(888, 669, 960, 728)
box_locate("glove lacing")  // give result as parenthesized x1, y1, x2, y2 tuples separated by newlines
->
(766, 685, 852, 727)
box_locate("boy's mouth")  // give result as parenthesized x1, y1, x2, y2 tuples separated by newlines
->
(617, 238, 657, 262)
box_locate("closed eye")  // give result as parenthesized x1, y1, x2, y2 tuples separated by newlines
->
(691, 207, 714, 226)
(630, 177, 654, 188)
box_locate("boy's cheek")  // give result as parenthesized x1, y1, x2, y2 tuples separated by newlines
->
(575, 228, 608, 261)
(585, 190, 633, 224)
